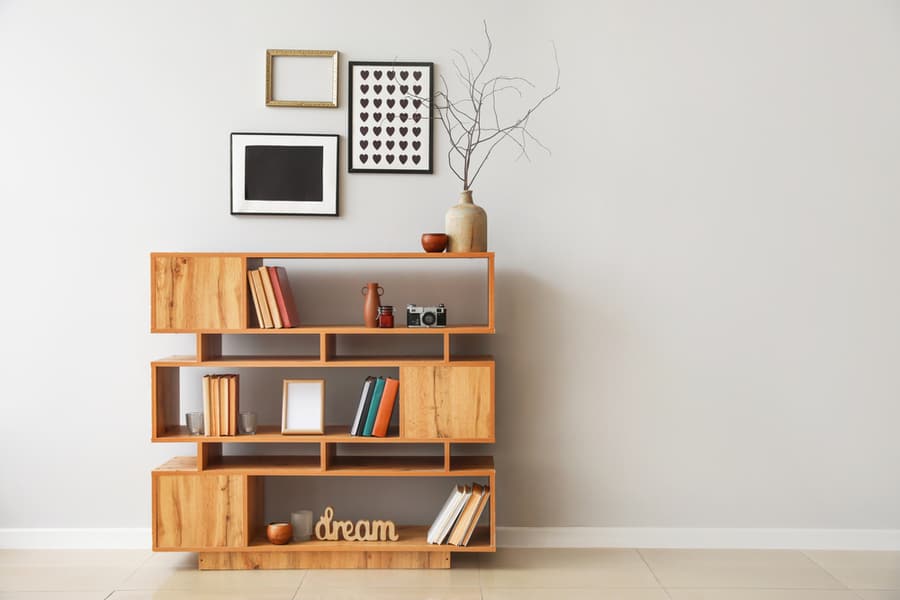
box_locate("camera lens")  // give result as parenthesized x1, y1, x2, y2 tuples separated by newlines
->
(423, 312, 436, 326)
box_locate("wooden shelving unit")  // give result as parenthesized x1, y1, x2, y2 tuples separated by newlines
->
(149, 252, 496, 570)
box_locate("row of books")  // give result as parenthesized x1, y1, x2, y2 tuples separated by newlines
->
(350, 376, 399, 437)
(248, 266, 301, 328)
(427, 483, 491, 546)
(202, 374, 240, 436)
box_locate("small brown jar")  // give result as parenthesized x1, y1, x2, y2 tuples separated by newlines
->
(377, 305, 394, 328)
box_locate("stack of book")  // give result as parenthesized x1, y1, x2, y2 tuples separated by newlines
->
(350, 376, 399, 437)
(248, 265, 301, 329)
(202, 374, 239, 436)
(427, 483, 491, 546)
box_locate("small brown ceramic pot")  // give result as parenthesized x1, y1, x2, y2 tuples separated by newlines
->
(421, 233, 449, 253)
(266, 522, 293, 545)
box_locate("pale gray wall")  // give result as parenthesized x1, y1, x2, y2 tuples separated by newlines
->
(1, 0, 899, 530)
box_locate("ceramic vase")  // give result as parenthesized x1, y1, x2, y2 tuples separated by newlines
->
(445, 190, 487, 252)
(361, 282, 383, 328)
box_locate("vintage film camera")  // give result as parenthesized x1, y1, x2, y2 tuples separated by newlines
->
(406, 304, 447, 328)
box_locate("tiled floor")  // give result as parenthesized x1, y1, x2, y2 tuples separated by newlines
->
(0, 548, 897, 599)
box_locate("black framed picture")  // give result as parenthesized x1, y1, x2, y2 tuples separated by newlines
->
(231, 132, 339, 216)
(348, 61, 433, 174)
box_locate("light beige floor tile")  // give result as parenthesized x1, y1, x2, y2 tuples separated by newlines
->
(299, 565, 478, 589)
(139, 552, 198, 568)
(478, 548, 660, 588)
(639, 549, 844, 589)
(858, 592, 900, 600)
(118, 564, 304, 592)
(0, 565, 135, 592)
(294, 587, 483, 600)
(0, 593, 110, 600)
(483, 589, 670, 600)
(805, 551, 900, 590)
(0, 549, 150, 568)
(109, 591, 295, 600)
(666, 590, 861, 599)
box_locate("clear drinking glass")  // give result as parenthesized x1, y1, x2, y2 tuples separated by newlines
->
(291, 510, 313, 541)
(185, 412, 204, 435)
(239, 411, 257, 435)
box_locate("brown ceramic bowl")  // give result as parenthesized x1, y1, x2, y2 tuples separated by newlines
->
(266, 522, 293, 545)
(421, 233, 449, 253)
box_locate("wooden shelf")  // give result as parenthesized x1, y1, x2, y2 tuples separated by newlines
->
(153, 325, 494, 335)
(153, 355, 494, 367)
(242, 526, 493, 553)
(155, 424, 492, 444)
(155, 455, 495, 476)
(152, 252, 493, 259)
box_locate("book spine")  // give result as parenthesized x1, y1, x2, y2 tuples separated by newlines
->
(362, 377, 385, 436)
(258, 266, 283, 328)
(372, 377, 399, 437)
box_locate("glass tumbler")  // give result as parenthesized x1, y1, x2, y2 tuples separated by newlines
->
(291, 510, 313, 542)
(185, 412, 204, 435)
(239, 411, 257, 435)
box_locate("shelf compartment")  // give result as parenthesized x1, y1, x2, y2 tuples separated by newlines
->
(156, 424, 489, 444)
(154, 455, 494, 476)
(153, 355, 493, 367)
(204, 455, 322, 475)
(155, 325, 495, 335)
(239, 525, 492, 553)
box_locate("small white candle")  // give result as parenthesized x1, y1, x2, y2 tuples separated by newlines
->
(291, 510, 313, 541)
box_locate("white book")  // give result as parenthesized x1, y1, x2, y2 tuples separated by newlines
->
(427, 485, 465, 544)
(434, 485, 472, 545)
(350, 377, 373, 435)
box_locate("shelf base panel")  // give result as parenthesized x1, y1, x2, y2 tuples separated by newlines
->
(198, 550, 451, 570)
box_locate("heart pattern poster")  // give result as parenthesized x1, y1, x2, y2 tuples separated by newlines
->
(348, 61, 433, 173)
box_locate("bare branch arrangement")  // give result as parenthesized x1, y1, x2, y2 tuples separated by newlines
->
(430, 22, 561, 191)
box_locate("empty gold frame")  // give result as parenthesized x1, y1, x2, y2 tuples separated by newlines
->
(266, 49, 339, 108)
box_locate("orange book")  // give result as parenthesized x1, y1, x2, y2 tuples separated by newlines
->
(257, 266, 282, 328)
(229, 374, 239, 435)
(209, 375, 219, 436)
(249, 270, 274, 328)
(267, 266, 301, 328)
(448, 484, 484, 546)
(247, 271, 266, 328)
(202, 375, 211, 436)
(372, 377, 399, 437)
(219, 376, 229, 436)
(461, 487, 490, 546)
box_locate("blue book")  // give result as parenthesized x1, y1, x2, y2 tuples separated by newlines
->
(362, 377, 386, 436)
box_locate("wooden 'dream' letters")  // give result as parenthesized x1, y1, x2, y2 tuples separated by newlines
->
(314, 506, 399, 542)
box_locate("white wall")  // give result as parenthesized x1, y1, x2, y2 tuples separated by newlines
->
(1, 0, 899, 537)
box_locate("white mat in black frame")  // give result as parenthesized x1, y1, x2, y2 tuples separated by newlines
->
(348, 61, 433, 174)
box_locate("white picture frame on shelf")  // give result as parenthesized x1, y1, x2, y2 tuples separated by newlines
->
(282, 379, 325, 434)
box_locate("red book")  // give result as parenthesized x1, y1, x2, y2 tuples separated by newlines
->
(372, 377, 399, 437)
(267, 266, 301, 328)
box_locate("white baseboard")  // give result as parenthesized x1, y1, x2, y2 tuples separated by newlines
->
(0, 528, 152, 549)
(497, 527, 900, 550)
(2, 527, 898, 550)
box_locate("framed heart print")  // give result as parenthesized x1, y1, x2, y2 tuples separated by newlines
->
(348, 61, 433, 174)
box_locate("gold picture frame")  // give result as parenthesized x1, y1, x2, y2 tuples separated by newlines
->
(266, 49, 339, 108)
(282, 379, 326, 434)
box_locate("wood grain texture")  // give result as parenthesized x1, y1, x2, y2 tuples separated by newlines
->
(152, 366, 179, 438)
(245, 475, 264, 547)
(400, 364, 494, 440)
(152, 255, 244, 330)
(196, 334, 222, 361)
(154, 474, 245, 549)
(198, 550, 451, 570)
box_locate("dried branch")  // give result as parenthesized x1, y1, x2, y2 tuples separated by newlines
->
(428, 21, 560, 190)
